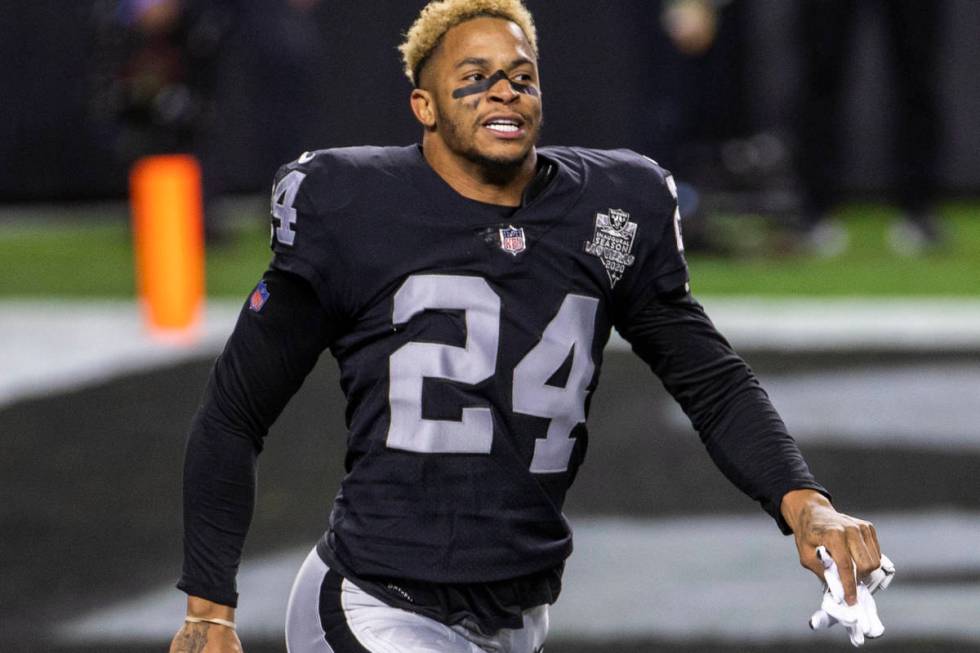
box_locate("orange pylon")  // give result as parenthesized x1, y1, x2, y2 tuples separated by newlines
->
(129, 154, 205, 336)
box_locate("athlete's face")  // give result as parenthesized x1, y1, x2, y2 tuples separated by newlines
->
(417, 17, 542, 172)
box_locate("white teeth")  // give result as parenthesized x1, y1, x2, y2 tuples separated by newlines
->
(486, 121, 520, 133)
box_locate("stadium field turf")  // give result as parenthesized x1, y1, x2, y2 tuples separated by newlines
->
(1, 200, 978, 298)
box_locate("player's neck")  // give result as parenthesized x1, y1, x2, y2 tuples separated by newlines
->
(422, 141, 537, 207)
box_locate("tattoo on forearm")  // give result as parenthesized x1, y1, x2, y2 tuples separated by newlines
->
(174, 624, 209, 653)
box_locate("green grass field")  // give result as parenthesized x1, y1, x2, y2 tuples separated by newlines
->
(1, 201, 978, 298)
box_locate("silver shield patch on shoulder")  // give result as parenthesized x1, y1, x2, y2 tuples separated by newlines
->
(584, 208, 637, 287)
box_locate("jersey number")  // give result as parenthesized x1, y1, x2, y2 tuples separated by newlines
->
(271, 170, 306, 246)
(387, 274, 598, 474)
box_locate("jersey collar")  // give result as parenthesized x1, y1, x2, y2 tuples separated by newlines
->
(403, 144, 585, 227)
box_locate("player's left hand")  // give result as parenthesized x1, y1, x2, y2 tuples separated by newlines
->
(779, 489, 883, 606)
(808, 545, 895, 647)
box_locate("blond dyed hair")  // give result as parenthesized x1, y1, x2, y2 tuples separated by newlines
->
(399, 0, 538, 87)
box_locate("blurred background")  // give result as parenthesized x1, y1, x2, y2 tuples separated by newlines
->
(2, 0, 979, 651)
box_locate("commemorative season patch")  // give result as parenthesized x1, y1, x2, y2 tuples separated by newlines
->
(584, 208, 638, 287)
(499, 225, 526, 256)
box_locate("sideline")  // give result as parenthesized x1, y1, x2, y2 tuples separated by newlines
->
(57, 510, 980, 645)
(686, 297, 980, 352)
(0, 300, 240, 409)
(3, 297, 980, 409)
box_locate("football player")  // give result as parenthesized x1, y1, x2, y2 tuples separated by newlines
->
(170, 1, 885, 651)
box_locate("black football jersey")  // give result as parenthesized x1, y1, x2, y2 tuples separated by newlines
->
(268, 144, 688, 584)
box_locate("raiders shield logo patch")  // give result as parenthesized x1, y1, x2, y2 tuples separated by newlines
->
(584, 208, 637, 287)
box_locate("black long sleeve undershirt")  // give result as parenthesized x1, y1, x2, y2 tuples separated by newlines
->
(617, 291, 829, 533)
(178, 268, 336, 607)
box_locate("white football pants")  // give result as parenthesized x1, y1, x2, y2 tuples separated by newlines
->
(286, 547, 549, 653)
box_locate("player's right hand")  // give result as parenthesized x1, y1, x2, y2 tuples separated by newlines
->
(169, 621, 243, 653)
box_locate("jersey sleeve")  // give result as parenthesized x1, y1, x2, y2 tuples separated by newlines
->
(617, 291, 830, 533)
(614, 157, 690, 323)
(177, 269, 337, 606)
(267, 151, 356, 320)
(608, 155, 828, 530)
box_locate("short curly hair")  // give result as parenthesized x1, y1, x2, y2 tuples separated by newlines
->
(399, 0, 538, 87)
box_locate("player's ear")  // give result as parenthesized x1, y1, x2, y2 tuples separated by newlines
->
(410, 89, 436, 129)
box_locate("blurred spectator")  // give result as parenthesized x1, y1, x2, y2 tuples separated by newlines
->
(795, 0, 946, 256)
(662, 0, 722, 57)
(651, 0, 774, 252)
(238, 0, 328, 178)
(112, 0, 235, 156)
(641, 0, 740, 250)
(653, 0, 747, 176)
(99, 0, 237, 241)
(98, 0, 322, 242)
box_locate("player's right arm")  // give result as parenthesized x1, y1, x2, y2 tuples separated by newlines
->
(171, 266, 337, 651)
(170, 595, 241, 652)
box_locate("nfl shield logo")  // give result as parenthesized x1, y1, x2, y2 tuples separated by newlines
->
(499, 225, 526, 256)
(249, 280, 270, 312)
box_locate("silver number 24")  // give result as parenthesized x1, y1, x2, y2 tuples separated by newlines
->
(268, 178, 598, 473)
(387, 274, 598, 474)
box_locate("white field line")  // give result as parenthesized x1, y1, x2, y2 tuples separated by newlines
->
(57, 510, 980, 644)
(0, 300, 240, 409)
(662, 362, 980, 450)
(610, 297, 980, 352)
(3, 297, 980, 410)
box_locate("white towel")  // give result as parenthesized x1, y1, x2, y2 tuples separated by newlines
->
(808, 546, 895, 647)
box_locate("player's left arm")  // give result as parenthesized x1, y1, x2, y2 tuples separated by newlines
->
(619, 291, 882, 604)
(780, 488, 882, 605)
(613, 157, 882, 603)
